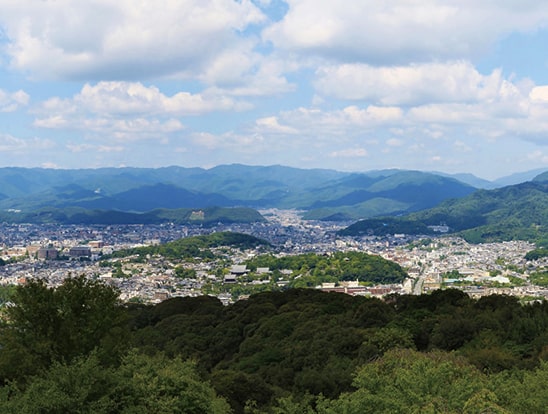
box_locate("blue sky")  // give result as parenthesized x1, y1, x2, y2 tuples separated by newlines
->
(1, 0, 548, 180)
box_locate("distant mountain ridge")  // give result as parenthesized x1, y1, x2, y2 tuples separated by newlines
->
(0, 165, 481, 221)
(0, 165, 545, 225)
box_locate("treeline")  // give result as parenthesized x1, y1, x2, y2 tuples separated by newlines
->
(2, 278, 548, 412)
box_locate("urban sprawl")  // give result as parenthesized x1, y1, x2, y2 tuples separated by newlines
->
(1, 209, 547, 304)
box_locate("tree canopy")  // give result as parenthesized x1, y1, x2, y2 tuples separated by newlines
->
(2, 279, 548, 413)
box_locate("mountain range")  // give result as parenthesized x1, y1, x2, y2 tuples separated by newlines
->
(0, 165, 546, 237)
(0, 165, 479, 219)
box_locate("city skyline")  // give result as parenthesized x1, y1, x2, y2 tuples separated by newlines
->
(1, 1, 548, 180)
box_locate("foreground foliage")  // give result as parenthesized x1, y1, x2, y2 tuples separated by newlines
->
(2, 279, 548, 413)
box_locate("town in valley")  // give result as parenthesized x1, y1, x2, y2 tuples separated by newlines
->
(1, 209, 546, 305)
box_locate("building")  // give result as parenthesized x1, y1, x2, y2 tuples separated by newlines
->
(230, 265, 248, 276)
(69, 246, 92, 258)
(37, 248, 58, 260)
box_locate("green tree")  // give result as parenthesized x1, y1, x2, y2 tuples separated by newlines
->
(316, 349, 490, 413)
(0, 351, 230, 414)
(0, 276, 126, 383)
(117, 352, 231, 414)
(358, 326, 415, 362)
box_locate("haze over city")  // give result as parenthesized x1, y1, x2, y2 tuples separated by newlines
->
(1, 1, 548, 180)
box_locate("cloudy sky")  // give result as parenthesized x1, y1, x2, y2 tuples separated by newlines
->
(1, 0, 548, 180)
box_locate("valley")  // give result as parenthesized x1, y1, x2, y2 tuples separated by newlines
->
(1, 209, 546, 305)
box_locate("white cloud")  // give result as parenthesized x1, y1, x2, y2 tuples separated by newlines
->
(275, 105, 403, 139)
(193, 40, 295, 96)
(38, 81, 249, 117)
(530, 86, 548, 102)
(315, 62, 505, 105)
(255, 116, 298, 134)
(32, 81, 258, 142)
(0, 0, 267, 85)
(264, 0, 548, 64)
(0, 89, 29, 112)
(33, 115, 68, 129)
(36, 113, 184, 142)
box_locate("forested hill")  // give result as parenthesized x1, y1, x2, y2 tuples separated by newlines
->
(341, 179, 548, 244)
(0, 206, 265, 225)
(2, 279, 548, 413)
(108, 231, 271, 260)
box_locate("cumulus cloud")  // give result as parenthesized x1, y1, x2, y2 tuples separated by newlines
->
(529, 86, 548, 102)
(264, 0, 548, 64)
(0, 0, 270, 86)
(32, 81, 255, 142)
(275, 105, 403, 138)
(0, 89, 29, 112)
(315, 62, 506, 105)
(255, 116, 298, 134)
(37, 81, 249, 117)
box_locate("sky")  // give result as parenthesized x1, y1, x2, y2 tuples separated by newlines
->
(1, 1, 548, 180)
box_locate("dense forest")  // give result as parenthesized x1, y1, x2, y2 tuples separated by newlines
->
(1, 277, 548, 413)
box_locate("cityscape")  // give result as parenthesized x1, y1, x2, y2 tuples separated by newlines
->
(1, 209, 546, 305)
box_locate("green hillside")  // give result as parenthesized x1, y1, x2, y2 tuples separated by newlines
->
(0, 206, 265, 225)
(109, 232, 271, 260)
(303, 198, 411, 220)
(413, 181, 548, 243)
(340, 180, 548, 243)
